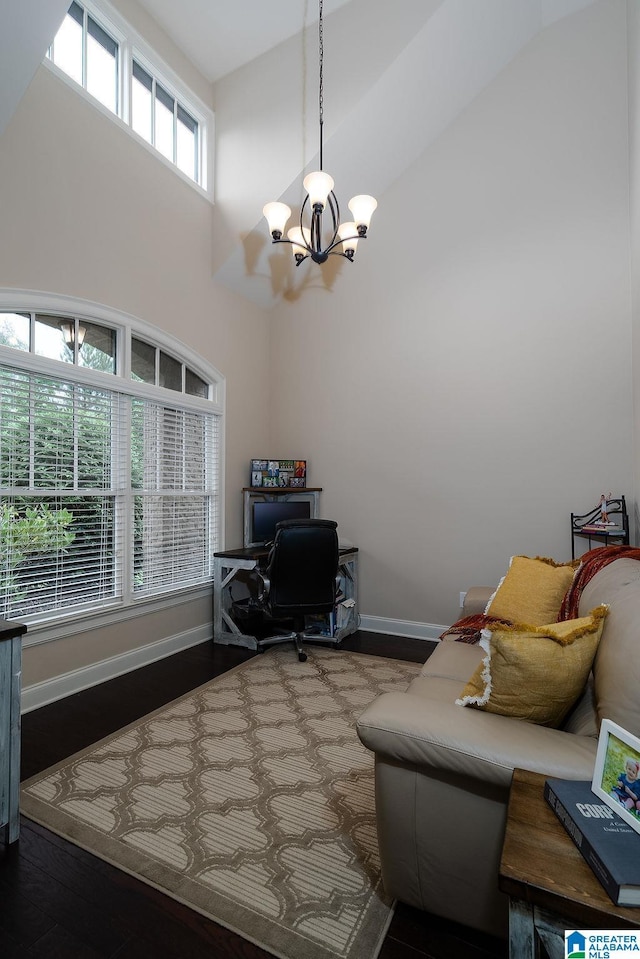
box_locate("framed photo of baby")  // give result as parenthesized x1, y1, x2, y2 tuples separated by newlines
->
(591, 718, 640, 835)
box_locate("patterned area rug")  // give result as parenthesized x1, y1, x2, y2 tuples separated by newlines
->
(21, 647, 421, 959)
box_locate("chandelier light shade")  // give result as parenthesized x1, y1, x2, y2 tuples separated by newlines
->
(302, 171, 334, 211)
(348, 195, 378, 235)
(263, 0, 377, 266)
(337, 221, 358, 258)
(262, 202, 291, 240)
(287, 225, 312, 263)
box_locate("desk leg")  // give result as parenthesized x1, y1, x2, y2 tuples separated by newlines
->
(213, 556, 224, 641)
(212, 557, 259, 649)
(509, 899, 537, 959)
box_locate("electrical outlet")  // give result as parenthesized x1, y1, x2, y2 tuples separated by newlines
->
(459, 591, 467, 608)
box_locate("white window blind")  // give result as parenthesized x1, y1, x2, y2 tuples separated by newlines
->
(0, 358, 220, 622)
(0, 364, 125, 618)
(130, 400, 220, 596)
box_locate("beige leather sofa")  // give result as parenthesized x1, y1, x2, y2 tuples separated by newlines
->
(356, 557, 640, 938)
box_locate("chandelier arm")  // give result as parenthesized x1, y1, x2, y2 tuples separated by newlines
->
(269, 237, 310, 266)
(311, 211, 323, 255)
(300, 193, 311, 226)
(326, 191, 340, 245)
(324, 234, 366, 256)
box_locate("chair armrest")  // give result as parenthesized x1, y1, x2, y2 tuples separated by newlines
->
(255, 572, 270, 605)
(356, 692, 597, 788)
(462, 586, 494, 616)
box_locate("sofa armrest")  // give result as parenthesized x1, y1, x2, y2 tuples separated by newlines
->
(462, 586, 494, 616)
(356, 692, 597, 788)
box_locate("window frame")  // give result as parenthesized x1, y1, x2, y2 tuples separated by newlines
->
(0, 290, 225, 647)
(44, 0, 213, 200)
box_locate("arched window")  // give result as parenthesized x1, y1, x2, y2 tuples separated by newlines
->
(0, 293, 223, 630)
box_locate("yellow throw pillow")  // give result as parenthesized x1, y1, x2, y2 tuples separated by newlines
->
(485, 555, 577, 626)
(456, 605, 608, 727)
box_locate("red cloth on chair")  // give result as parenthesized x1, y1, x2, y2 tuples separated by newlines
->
(557, 545, 640, 621)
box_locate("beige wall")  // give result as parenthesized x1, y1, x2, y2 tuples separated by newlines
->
(0, 0, 635, 692)
(0, 57, 271, 685)
(24, 595, 212, 689)
(267, 0, 633, 627)
(629, 0, 640, 541)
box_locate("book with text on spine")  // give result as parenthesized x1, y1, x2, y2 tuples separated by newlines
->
(544, 777, 640, 907)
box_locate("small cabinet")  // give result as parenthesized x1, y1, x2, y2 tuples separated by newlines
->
(0, 618, 27, 844)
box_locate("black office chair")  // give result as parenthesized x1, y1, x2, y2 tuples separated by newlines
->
(256, 518, 339, 662)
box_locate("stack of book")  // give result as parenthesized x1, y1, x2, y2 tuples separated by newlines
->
(580, 524, 624, 535)
(545, 778, 640, 906)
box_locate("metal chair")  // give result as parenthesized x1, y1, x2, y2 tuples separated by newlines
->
(256, 518, 339, 662)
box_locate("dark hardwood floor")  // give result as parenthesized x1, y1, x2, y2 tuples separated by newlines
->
(1, 632, 508, 959)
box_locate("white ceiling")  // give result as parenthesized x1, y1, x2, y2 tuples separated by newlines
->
(0, 0, 600, 307)
(136, 0, 351, 83)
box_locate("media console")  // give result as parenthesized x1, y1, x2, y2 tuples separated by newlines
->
(243, 487, 322, 548)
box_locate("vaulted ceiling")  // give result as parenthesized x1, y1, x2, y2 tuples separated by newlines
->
(136, 0, 352, 82)
(0, 0, 599, 308)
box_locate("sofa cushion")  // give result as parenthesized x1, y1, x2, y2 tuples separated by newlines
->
(584, 560, 640, 736)
(421, 639, 485, 683)
(561, 677, 598, 737)
(578, 557, 640, 617)
(486, 555, 577, 626)
(456, 606, 608, 727)
(574, 558, 640, 738)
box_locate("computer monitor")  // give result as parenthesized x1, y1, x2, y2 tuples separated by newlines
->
(252, 500, 312, 546)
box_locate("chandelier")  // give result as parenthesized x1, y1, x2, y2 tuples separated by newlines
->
(263, 0, 377, 266)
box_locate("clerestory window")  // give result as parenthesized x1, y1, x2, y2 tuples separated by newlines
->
(46, 0, 211, 194)
(0, 304, 223, 626)
(48, 1, 119, 115)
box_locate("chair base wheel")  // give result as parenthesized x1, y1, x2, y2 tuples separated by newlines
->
(298, 651, 307, 662)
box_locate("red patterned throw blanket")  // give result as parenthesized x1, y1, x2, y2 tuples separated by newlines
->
(441, 545, 640, 645)
(440, 613, 511, 644)
(558, 544, 640, 620)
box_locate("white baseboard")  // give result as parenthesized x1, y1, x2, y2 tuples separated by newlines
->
(21, 624, 212, 714)
(21, 616, 443, 714)
(358, 615, 445, 641)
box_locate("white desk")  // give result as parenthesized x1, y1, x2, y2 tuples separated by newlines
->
(213, 545, 359, 648)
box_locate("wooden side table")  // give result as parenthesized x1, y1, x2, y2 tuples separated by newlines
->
(0, 618, 27, 844)
(499, 768, 640, 959)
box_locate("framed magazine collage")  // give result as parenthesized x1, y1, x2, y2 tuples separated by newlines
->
(250, 459, 306, 489)
(592, 718, 640, 835)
